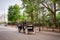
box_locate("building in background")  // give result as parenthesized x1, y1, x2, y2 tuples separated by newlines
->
(0, 13, 8, 24)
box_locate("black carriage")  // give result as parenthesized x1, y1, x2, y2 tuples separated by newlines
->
(26, 25, 34, 34)
(17, 21, 35, 34)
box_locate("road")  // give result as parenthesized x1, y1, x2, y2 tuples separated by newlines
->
(0, 25, 60, 40)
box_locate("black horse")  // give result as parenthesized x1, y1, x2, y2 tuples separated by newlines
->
(17, 23, 22, 32)
(17, 21, 26, 33)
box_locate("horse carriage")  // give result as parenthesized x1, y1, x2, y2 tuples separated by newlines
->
(17, 22, 35, 34)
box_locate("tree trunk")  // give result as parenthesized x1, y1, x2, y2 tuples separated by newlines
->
(38, 18, 41, 31)
(38, 10, 41, 31)
(30, 13, 34, 24)
(53, 2, 58, 28)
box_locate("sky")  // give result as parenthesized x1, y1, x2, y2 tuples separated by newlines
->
(0, 0, 59, 17)
(0, 0, 22, 16)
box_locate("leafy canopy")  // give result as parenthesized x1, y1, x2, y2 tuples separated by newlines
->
(8, 4, 21, 22)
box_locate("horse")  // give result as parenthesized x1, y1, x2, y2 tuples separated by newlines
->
(17, 21, 27, 33)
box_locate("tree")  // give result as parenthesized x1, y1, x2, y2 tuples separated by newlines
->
(8, 4, 21, 23)
(21, 0, 36, 24)
(39, 0, 60, 28)
(21, 0, 60, 31)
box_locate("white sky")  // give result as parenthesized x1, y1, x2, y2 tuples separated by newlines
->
(0, 0, 22, 16)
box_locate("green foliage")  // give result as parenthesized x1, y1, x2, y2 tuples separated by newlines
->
(57, 12, 60, 19)
(57, 12, 60, 26)
(20, 13, 26, 22)
(8, 4, 21, 22)
(51, 0, 60, 2)
(21, 0, 60, 28)
(21, 0, 41, 24)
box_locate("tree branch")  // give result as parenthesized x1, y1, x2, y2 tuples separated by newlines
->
(41, 2, 54, 14)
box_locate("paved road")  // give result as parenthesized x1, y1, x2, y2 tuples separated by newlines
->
(0, 25, 60, 40)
